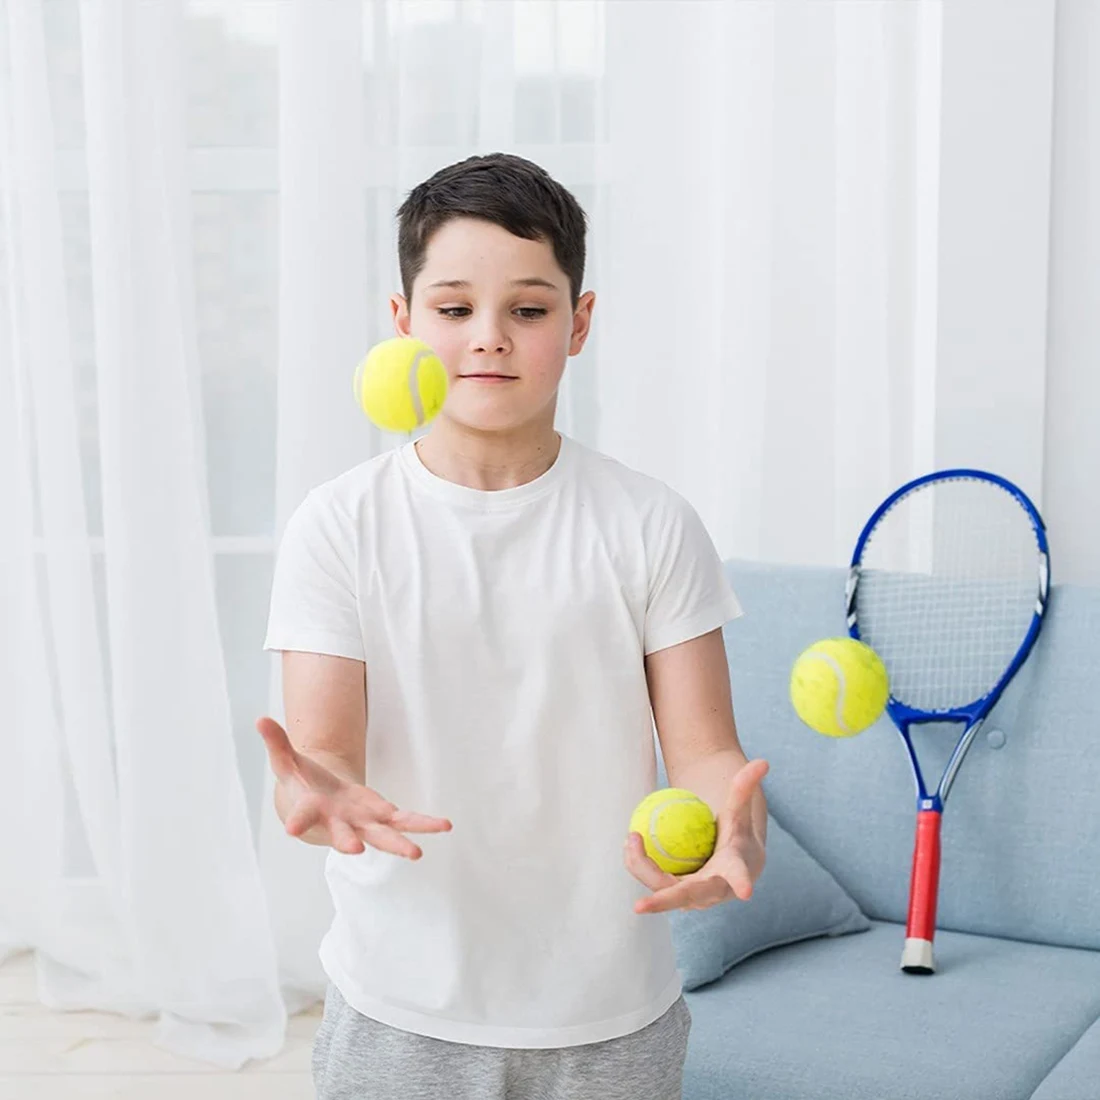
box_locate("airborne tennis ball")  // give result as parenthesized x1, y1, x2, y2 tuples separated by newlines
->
(790, 637, 890, 738)
(353, 337, 448, 433)
(629, 788, 717, 875)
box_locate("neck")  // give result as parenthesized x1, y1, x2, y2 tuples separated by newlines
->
(414, 418, 562, 491)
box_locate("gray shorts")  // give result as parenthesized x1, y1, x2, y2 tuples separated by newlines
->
(312, 982, 692, 1100)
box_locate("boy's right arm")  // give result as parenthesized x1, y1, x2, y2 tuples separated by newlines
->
(280, 649, 368, 785)
(257, 650, 452, 859)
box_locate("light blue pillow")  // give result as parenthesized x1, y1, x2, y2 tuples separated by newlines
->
(652, 759, 869, 990)
(668, 813, 871, 990)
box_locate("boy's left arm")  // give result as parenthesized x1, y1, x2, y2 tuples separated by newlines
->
(625, 627, 770, 915)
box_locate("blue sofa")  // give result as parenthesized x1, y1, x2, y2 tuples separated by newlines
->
(676, 560, 1100, 1100)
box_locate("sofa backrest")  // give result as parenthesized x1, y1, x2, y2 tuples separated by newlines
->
(722, 559, 1100, 951)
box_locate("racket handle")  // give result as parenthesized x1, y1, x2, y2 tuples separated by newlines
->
(901, 809, 942, 974)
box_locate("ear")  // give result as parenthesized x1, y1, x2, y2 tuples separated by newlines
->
(569, 291, 596, 356)
(391, 294, 412, 337)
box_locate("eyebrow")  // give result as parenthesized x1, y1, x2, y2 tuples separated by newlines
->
(425, 277, 561, 292)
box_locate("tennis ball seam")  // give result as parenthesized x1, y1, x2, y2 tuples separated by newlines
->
(352, 357, 365, 403)
(647, 797, 711, 870)
(801, 651, 854, 735)
(406, 347, 431, 424)
(354, 338, 448, 433)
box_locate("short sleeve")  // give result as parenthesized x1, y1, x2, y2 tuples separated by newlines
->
(643, 490, 743, 656)
(263, 489, 365, 661)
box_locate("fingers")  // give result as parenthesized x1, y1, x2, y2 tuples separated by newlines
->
(360, 821, 424, 861)
(623, 832, 678, 892)
(328, 818, 366, 856)
(719, 852, 755, 901)
(625, 822, 755, 914)
(344, 803, 450, 859)
(255, 717, 298, 779)
(388, 808, 453, 834)
(723, 757, 770, 817)
(344, 788, 453, 836)
(283, 798, 321, 839)
(261, 730, 453, 859)
(285, 798, 428, 860)
(635, 875, 732, 915)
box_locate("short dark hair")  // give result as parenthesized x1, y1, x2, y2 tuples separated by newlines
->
(397, 153, 587, 308)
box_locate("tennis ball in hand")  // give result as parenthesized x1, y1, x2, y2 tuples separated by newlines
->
(353, 337, 448, 433)
(629, 788, 717, 875)
(790, 637, 889, 738)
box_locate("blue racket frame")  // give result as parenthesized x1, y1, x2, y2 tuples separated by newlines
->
(846, 468, 1051, 812)
(845, 468, 1050, 972)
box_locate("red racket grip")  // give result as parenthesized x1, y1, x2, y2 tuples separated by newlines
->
(906, 809, 942, 943)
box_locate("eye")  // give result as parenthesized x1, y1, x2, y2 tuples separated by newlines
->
(436, 306, 548, 320)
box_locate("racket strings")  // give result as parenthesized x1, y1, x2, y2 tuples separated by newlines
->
(855, 478, 1042, 712)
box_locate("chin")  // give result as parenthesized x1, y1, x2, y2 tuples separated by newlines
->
(441, 403, 551, 437)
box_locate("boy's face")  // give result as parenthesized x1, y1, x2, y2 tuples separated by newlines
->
(391, 217, 594, 437)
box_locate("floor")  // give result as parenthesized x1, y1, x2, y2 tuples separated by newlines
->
(0, 950, 321, 1099)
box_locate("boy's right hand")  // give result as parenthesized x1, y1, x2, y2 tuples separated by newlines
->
(255, 716, 452, 859)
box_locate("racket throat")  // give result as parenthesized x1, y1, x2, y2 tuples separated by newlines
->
(902, 809, 942, 974)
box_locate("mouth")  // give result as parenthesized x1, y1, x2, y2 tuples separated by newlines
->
(459, 373, 519, 382)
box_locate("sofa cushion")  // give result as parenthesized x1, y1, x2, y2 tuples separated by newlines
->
(682, 921, 1100, 1100)
(1029, 1014, 1100, 1100)
(669, 816, 870, 990)
(653, 756, 870, 990)
(721, 559, 1100, 951)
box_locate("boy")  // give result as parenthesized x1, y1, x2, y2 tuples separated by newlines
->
(258, 153, 768, 1100)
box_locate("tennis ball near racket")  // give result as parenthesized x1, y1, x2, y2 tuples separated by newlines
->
(629, 788, 717, 875)
(790, 637, 890, 738)
(353, 337, 448, 433)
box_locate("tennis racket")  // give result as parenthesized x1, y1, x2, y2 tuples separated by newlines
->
(846, 470, 1050, 974)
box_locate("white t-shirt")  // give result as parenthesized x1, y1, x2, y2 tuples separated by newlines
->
(263, 433, 742, 1048)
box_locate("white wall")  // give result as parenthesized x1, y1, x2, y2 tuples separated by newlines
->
(932, 0, 1054, 504)
(1044, 0, 1100, 587)
(915, 0, 1096, 586)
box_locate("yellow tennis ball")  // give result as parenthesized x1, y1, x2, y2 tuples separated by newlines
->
(353, 337, 448, 433)
(790, 637, 890, 738)
(629, 788, 717, 876)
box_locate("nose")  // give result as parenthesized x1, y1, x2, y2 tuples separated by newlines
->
(468, 316, 511, 355)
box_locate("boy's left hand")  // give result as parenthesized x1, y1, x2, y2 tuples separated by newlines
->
(624, 758, 769, 915)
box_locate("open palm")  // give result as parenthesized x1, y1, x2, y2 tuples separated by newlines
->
(255, 716, 452, 859)
(625, 758, 769, 914)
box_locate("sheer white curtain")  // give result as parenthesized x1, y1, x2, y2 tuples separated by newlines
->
(0, 0, 284, 1068)
(1, 0, 1082, 1071)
